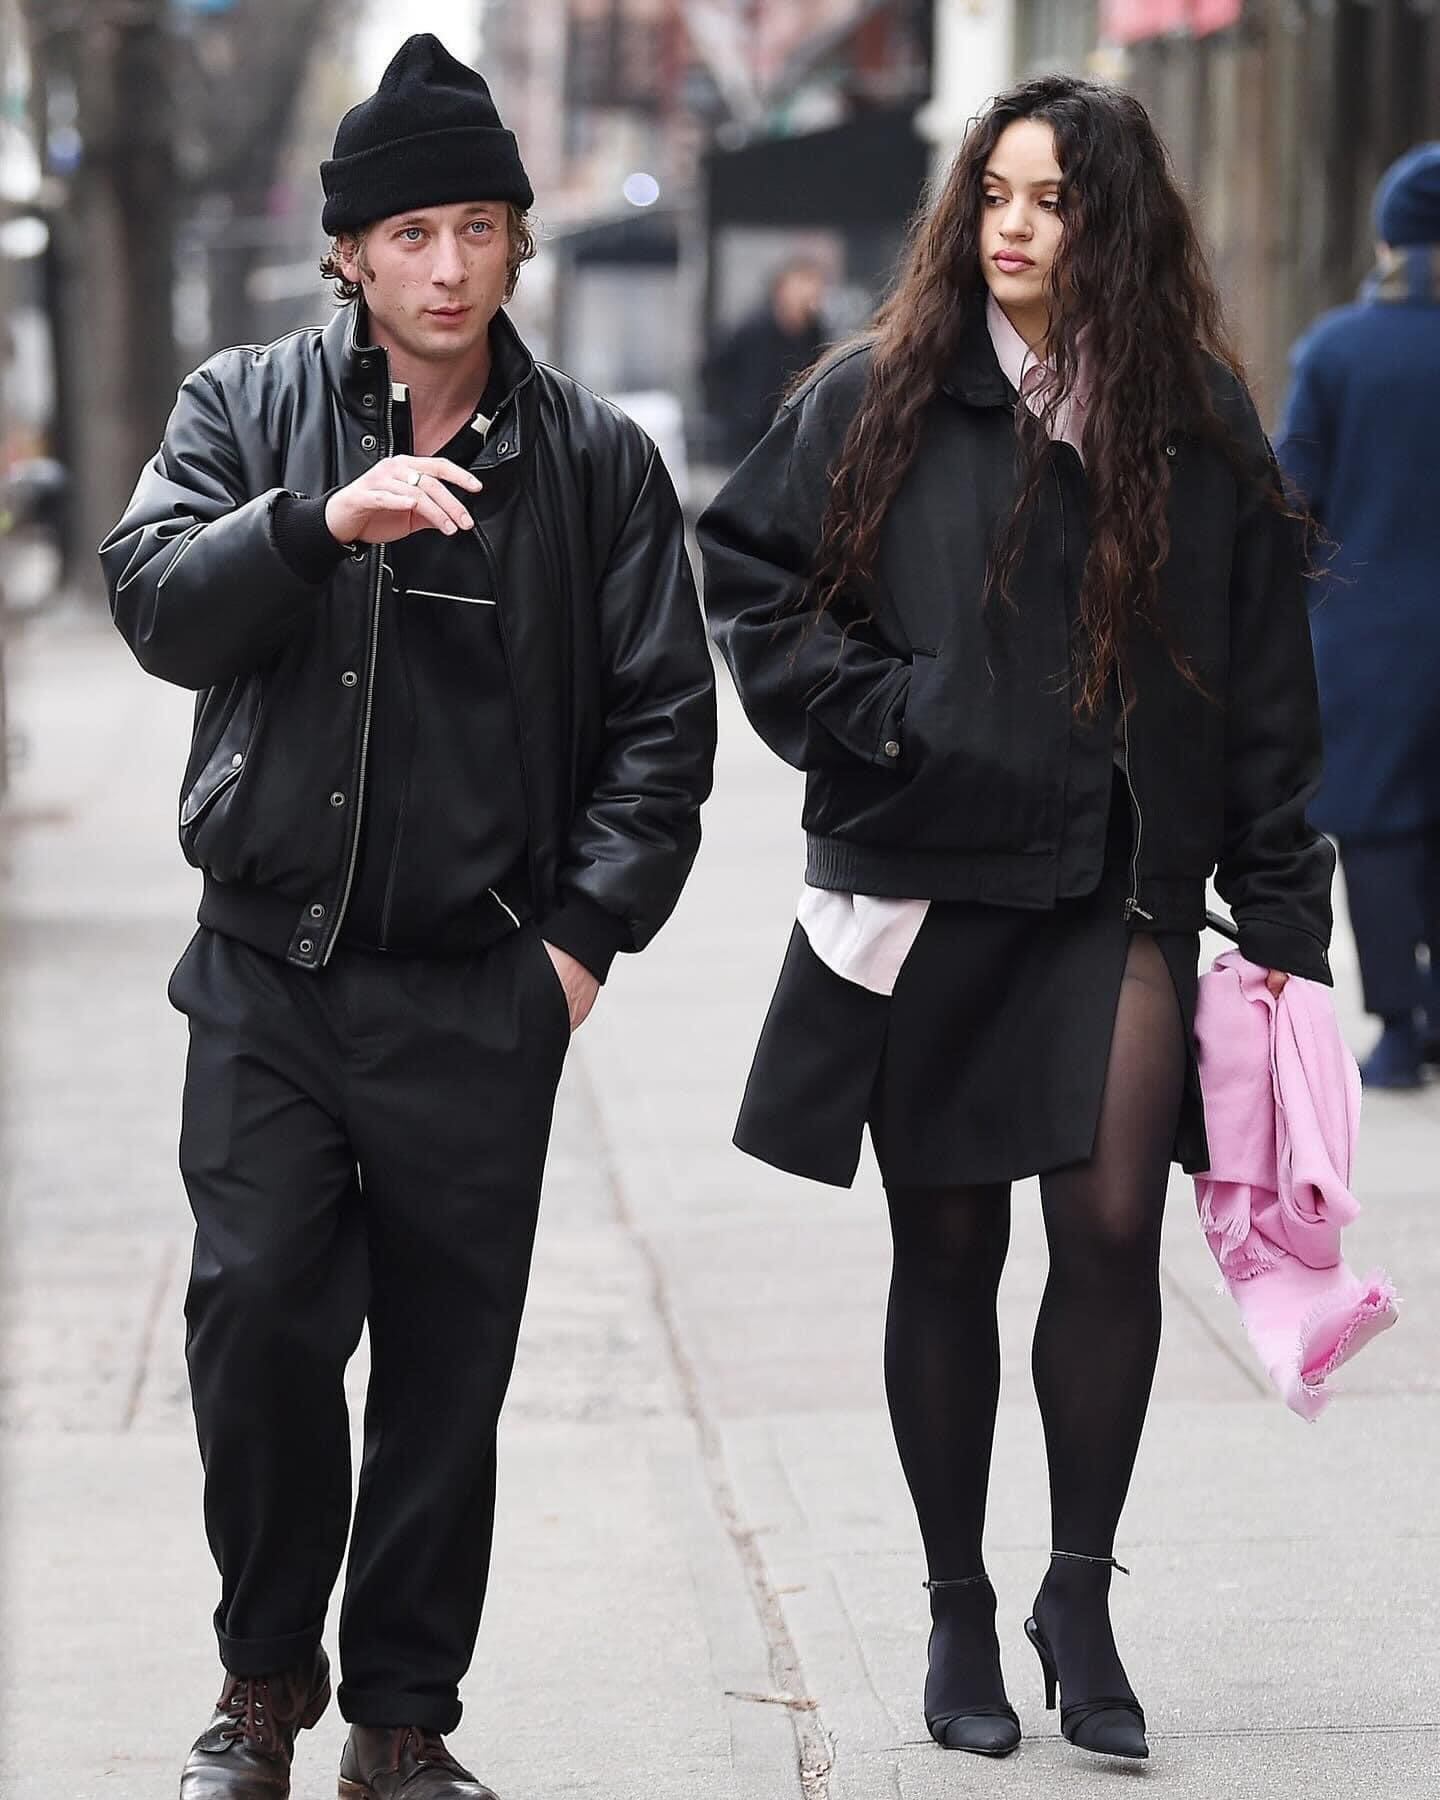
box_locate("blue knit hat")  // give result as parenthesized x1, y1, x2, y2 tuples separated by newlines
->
(1374, 142, 1440, 247)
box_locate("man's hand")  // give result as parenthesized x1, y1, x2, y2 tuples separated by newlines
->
(325, 457, 483, 547)
(542, 942, 600, 1034)
(1265, 969, 1290, 998)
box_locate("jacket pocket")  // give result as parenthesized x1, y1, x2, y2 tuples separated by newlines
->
(802, 645, 1064, 855)
(900, 650, 942, 763)
(180, 684, 261, 854)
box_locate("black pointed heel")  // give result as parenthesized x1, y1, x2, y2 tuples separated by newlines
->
(1024, 1615, 1058, 1708)
(1025, 1554, 1149, 1762)
(923, 1576, 1022, 1758)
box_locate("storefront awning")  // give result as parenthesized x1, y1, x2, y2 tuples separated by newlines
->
(1101, 0, 1243, 44)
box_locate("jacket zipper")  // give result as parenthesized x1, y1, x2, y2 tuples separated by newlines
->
(323, 381, 394, 963)
(1117, 667, 1154, 923)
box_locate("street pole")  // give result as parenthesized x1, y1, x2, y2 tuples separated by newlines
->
(916, 0, 1017, 171)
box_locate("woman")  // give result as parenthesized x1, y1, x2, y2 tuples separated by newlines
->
(699, 77, 1334, 1765)
(1278, 143, 1440, 1089)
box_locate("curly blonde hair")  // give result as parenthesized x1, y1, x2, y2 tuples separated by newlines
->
(320, 205, 538, 304)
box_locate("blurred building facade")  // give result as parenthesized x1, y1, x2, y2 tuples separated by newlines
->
(1105, 0, 1440, 408)
(928, 1, 1440, 412)
(486, 1, 935, 406)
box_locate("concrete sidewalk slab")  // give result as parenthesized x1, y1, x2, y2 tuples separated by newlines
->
(579, 673, 1438, 1798)
(4, 617, 1433, 1800)
(0, 619, 807, 1800)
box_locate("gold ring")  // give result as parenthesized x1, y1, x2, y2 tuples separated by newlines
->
(406, 469, 422, 487)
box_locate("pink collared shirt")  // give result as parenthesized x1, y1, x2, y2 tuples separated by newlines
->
(798, 295, 1089, 995)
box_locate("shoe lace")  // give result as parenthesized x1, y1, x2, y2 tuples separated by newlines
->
(219, 1676, 287, 1753)
(399, 1726, 462, 1770)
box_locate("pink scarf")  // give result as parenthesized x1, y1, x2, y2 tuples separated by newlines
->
(1193, 952, 1398, 1419)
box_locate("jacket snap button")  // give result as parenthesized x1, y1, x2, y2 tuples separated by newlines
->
(1165, 443, 1177, 457)
(361, 434, 378, 452)
(298, 938, 314, 956)
(329, 791, 346, 808)
(497, 440, 510, 454)
(230, 752, 243, 768)
(362, 394, 377, 409)
(309, 903, 325, 921)
(883, 740, 901, 759)
(341, 669, 358, 687)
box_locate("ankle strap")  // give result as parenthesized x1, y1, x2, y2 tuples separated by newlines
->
(1051, 1550, 1131, 1575)
(922, 1573, 991, 1591)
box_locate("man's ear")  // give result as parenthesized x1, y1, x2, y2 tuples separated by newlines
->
(337, 233, 365, 285)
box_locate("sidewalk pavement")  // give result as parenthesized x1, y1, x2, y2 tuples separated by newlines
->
(2, 612, 1435, 1800)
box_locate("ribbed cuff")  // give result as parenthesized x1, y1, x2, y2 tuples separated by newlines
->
(1236, 917, 1334, 986)
(537, 892, 631, 984)
(273, 491, 347, 583)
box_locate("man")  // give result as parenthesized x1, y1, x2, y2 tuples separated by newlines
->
(703, 257, 830, 462)
(1278, 142, 1440, 1088)
(102, 35, 715, 1800)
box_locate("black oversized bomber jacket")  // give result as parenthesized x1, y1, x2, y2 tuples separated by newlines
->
(102, 304, 717, 979)
(699, 300, 1335, 982)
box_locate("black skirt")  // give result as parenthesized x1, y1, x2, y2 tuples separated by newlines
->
(735, 793, 1209, 1190)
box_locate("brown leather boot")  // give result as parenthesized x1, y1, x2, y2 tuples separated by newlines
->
(178, 1648, 331, 1798)
(338, 1726, 500, 1800)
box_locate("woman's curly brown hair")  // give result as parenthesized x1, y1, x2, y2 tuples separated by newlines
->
(320, 205, 538, 304)
(809, 76, 1250, 718)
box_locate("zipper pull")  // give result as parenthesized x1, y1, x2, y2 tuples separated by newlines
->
(1124, 898, 1155, 923)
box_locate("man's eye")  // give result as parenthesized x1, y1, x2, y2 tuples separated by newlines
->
(468, 220, 493, 234)
(401, 229, 424, 242)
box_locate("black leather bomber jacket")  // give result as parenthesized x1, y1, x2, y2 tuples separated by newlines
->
(700, 300, 1336, 983)
(102, 303, 717, 976)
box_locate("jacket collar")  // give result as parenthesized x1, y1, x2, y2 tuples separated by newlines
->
(1362, 242, 1440, 307)
(321, 301, 538, 464)
(940, 293, 1017, 410)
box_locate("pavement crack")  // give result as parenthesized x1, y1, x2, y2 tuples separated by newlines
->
(725, 1689, 820, 1711)
(1159, 1262, 1269, 1398)
(121, 1240, 178, 1431)
(574, 1048, 836, 1799)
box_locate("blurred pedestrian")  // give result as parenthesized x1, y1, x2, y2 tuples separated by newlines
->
(702, 76, 1333, 1766)
(703, 257, 829, 461)
(1278, 143, 1440, 1089)
(102, 33, 715, 1800)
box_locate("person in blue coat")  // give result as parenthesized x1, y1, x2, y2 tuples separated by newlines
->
(1278, 143, 1440, 1088)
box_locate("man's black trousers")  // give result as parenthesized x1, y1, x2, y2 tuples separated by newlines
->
(168, 924, 571, 1734)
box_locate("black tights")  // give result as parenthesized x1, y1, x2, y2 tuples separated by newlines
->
(884, 935, 1185, 1709)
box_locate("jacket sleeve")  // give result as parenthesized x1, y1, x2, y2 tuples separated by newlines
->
(1213, 395, 1336, 985)
(540, 444, 717, 977)
(100, 360, 328, 690)
(697, 369, 912, 774)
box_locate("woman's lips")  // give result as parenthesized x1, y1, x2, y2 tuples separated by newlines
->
(994, 253, 1035, 272)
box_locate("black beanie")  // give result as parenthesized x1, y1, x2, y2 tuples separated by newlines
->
(321, 34, 533, 236)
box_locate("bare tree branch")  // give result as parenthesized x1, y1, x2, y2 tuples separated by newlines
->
(176, 0, 340, 199)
